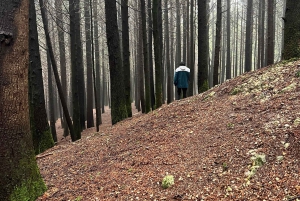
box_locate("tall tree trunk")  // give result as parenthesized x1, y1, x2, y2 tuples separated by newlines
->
(164, 0, 172, 104)
(104, 0, 128, 124)
(213, 0, 222, 86)
(198, 0, 209, 93)
(84, 0, 94, 128)
(47, 50, 57, 143)
(138, 1, 146, 113)
(283, 0, 300, 59)
(226, 0, 231, 79)
(90, 0, 100, 131)
(148, 0, 156, 110)
(176, 0, 181, 68)
(141, 0, 151, 112)
(245, 0, 253, 72)
(257, 0, 263, 69)
(182, 2, 187, 63)
(93, 0, 102, 125)
(267, 0, 274, 65)
(0, 0, 46, 199)
(39, 0, 76, 141)
(122, 0, 133, 117)
(69, 0, 83, 138)
(153, 0, 163, 108)
(29, 0, 54, 153)
(55, 0, 69, 137)
(188, 0, 195, 96)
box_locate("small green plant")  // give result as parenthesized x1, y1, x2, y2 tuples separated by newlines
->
(295, 71, 300, 78)
(227, 123, 234, 129)
(222, 162, 228, 172)
(74, 196, 83, 201)
(162, 175, 174, 189)
(230, 88, 242, 95)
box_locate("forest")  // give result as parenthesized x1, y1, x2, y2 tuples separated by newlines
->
(1, 0, 300, 200)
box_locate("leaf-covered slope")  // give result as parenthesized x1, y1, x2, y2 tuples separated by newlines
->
(38, 61, 300, 201)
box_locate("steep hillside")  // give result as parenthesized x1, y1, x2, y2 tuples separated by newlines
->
(37, 60, 300, 201)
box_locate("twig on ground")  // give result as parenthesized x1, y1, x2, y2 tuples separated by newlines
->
(36, 153, 53, 159)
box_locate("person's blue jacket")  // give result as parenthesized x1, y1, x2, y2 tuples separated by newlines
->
(174, 65, 190, 88)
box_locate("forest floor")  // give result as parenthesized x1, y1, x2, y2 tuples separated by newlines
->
(37, 60, 300, 201)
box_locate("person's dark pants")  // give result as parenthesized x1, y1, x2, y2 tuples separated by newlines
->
(177, 88, 187, 100)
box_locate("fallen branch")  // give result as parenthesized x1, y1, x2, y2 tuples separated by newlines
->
(36, 153, 53, 159)
(288, 195, 300, 201)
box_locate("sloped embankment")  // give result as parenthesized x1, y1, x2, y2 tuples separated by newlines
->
(38, 60, 300, 201)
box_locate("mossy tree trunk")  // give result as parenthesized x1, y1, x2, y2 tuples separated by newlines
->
(0, 0, 46, 199)
(29, 0, 54, 153)
(283, 0, 300, 59)
(104, 0, 128, 125)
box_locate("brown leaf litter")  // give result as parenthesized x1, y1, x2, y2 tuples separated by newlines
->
(37, 60, 300, 201)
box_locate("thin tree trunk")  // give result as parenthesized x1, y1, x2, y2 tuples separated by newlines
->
(226, 0, 231, 79)
(90, 0, 100, 131)
(122, 0, 133, 116)
(153, 0, 163, 108)
(213, 0, 222, 86)
(84, 0, 94, 128)
(141, 0, 151, 112)
(148, 0, 156, 110)
(244, 0, 253, 72)
(267, 0, 274, 65)
(188, 0, 195, 96)
(55, 0, 69, 137)
(198, 0, 209, 93)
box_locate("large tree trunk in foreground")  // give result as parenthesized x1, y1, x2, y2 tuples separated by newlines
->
(0, 0, 46, 199)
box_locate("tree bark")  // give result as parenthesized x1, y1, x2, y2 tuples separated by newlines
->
(29, 0, 54, 153)
(141, 0, 151, 112)
(122, 0, 133, 117)
(55, 0, 69, 137)
(198, 0, 209, 93)
(148, 0, 155, 110)
(84, 0, 94, 128)
(0, 0, 46, 199)
(104, 0, 128, 124)
(213, 0, 222, 86)
(69, 0, 84, 137)
(267, 0, 275, 65)
(244, 0, 253, 72)
(226, 0, 231, 79)
(153, 0, 163, 108)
